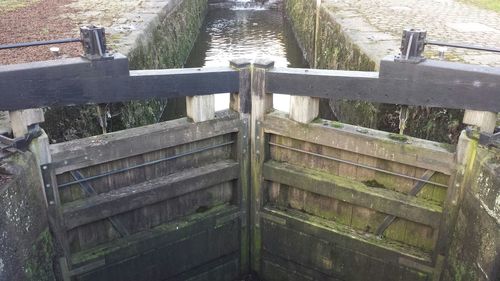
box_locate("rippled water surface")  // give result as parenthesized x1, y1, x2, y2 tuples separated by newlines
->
(185, 0, 308, 111)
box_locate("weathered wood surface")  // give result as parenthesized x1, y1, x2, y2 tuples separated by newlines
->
(186, 95, 215, 122)
(71, 205, 241, 281)
(264, 111, 455, 175)
(261, 253, 341, 281)
(229, 58, 252, 114)
(1, 54, 499, 111)
(263, 161, 442, 228)
(289, 96, 319, 124)
(250, 59, 274, 274)
(266, 56, 500, 111)
(262, 207, 434, 267)
(67, 182, 234, 253)
(63, 161, 239, 230)
(50, 113, 240, 174)
(462, 110, 497, 133)
(0, 55, 239, 111)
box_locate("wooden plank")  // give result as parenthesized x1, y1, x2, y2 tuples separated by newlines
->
(266, 58, 500, 111)
(262, 226, 431, 281)
(50, 114, 240, 174)
(261, 251, 342, 281)
(169, 253, 239, 281)
(229, 58, 251, 114)
(250, 59, 274, 273)
(263, 161, 442, 228)
(72, 206, 240, 281)
(263, 112, 455, 175)
(0, 55, 239, 110)
(68, 181, 233, 252)
(71, 204, 239, 267)
(261, 207, 433, 270)
(62, 160, 239, 230)
(69, 170, 130, 237)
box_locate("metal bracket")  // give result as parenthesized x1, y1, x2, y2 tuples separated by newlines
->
(0, 125, 42, 159)
(395, 29, 427, 63)
(80, 25, 113, 60)
(464, 126, 500, 148)
(478, 131, 500, 147)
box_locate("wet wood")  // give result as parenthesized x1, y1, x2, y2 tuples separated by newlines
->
(263, 111, 455, 175)
(250, 59, 274, 273)
(261, 207, 434, 270)
(263, 161, 441, 228)
(71, 205, 240, 281)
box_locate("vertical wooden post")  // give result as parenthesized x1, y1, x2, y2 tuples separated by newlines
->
(250, 59, 274, 274)
(229, 58, 252, 274)
(432, 129, 477, 281)
(186, 95, 215, 122)
(9, 108, 44, 138)
(463, 110, 497, 133)
(289, 95, 319, 123)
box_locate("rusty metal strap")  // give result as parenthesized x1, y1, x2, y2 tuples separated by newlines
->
(70, 170, 130, 237)
(375, 170, 436, 237)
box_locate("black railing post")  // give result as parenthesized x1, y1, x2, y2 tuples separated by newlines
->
(395, 28, 427, 63)
(80, 25, 112, 60)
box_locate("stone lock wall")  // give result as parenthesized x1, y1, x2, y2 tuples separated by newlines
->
(284, 0, 379, 128)
(443, 143, 500, 281)
(0, 152, 55, 281)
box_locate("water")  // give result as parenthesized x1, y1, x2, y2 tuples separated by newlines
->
(185, 0, 309, 112)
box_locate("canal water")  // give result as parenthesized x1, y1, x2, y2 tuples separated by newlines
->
(185, 0, 308, 112)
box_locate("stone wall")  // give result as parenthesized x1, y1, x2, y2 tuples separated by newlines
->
(284, 0, 379, 128)
(443, 143, 500, 281)
(0, 152, 55, 281)
(42, 0, 208, 141)
(123, 0, 208, 124)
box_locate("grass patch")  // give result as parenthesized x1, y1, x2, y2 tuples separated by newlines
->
(460, 0, 500, 12)
(0, 0, 39, 14)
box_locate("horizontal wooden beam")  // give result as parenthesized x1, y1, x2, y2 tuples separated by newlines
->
(71, 204, 240, 280)
(261, 207, 433, 267)
(50, 113, 240, 174)
(2, 55, 499, 111)
(261, 252, 339, 281)
(0, 55, 239, 111)
(62, 161, 239, 230)
(263, 112, 455, 175)
(263, 161, 442, 228)
(266, 56, 500, 111)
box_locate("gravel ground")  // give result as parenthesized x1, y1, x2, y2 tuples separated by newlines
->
(0, 0, 81, 65)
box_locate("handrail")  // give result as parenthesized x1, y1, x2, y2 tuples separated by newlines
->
(0, 54, 499, 111)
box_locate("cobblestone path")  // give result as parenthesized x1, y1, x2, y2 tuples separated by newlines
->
(324, 0, 500, 66)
